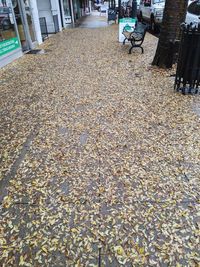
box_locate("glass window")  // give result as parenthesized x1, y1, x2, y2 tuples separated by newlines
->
(0, 1, 16, 42)
(63, 0, 72, 24)
(63, 0, 71, 17)
(153, 0, 165, 4)
(0, 0, 20, 57)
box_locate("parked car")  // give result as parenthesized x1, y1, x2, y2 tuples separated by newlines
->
(138, 0, 165, 32)
(188, 0, 196, 5)
(186, 0, 200, 25)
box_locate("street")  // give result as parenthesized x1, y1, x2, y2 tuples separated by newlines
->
(0, 15, 200, 266)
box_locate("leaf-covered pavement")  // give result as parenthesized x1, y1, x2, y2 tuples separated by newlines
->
(0, 24, 200, 266)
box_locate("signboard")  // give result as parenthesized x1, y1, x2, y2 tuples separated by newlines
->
(0, 37, 20, 57)
(119, 18, 136, 43)
(108, 8, 117, 22)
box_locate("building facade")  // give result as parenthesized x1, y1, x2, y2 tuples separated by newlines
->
(0, 0, 22, 67)
(62, 0, 74, 25)
(36, 0, 63, 33)
(0, 0, 89, 68)
(0, 0, 43, 67)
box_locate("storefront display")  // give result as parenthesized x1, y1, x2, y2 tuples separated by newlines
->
(13, 0, 36, 51)
(0, 0, 43, 67)
(0, 0, 20, 56)
(73, 0, 81, 20)
(63, 0, 72, 24)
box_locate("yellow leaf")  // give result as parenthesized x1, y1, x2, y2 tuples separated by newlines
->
(99, 186, 105, 193)
(3, 152, 8, 159)
(42, 246, 48, 253)
(114, 245, 125, 256)
(138, 247, 145, 255)
(19, 255, 25, 266)
(75, 259, 81, 267)
(49, 219, 56, 225)
(2, 196, 12, 209)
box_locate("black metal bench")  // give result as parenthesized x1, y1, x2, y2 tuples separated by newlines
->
(122, 22, 148, 54)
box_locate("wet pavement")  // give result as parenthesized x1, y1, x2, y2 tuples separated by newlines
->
(78, 12, 109, 28)
(0, 16, 200, 266)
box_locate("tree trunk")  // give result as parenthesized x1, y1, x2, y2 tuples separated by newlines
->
(152, 0, 188, 68)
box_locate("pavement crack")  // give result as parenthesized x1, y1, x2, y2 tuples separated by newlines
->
(0, 128, 39, 202)
(98, 247, 102, 267)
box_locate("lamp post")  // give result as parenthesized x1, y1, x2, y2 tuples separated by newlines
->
(118, 0, 122, 22)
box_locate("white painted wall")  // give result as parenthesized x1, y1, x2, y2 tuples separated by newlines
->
(29, 0, 43, 44)
(36, 0, 63, 33)
(50, 0, 63, 31)
(36, 0, 55, 33)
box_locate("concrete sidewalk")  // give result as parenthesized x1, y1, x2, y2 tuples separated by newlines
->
(0, 24, 199, 266)
(77, 11, 110, 28)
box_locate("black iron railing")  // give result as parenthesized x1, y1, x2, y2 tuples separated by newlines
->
(53, 15, 59, 33)
(175, 23, 200, 94)
(39, 17, 48, 41)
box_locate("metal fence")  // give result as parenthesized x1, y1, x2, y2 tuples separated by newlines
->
(39, 17, 48, 41)
(53, 15, 59, 33)
(39, 15, 59, 37)
(174, 23, 200, 94)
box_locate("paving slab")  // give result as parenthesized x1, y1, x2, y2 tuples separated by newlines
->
(0, 23, 199, 266)
(0, 203, 100, 266)
(98, 202, 200, 266)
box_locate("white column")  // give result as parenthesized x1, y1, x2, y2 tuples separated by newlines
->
(59, 0, 66, 28)
(69, 0, 75, 24)
(30, 0, 43, 44)
(89, 0, 92, 13)
(50, 0, 63, 31)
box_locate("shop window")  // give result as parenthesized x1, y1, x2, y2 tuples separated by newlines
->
(0, 0, 20, 57)
(0, 2, 16, 42)
(13, 0, 36, 51)
(63, 0, 72, 24)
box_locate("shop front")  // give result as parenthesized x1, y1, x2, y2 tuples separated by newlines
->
(0, 0, 22, 67)
(37, 0, 62, 34)
(0, 0, 42, 68)
(62, 0, 90, 26)
(73, 0, 81, 20)
(63, 0, 73, 25)
(14, 0, 43, 51)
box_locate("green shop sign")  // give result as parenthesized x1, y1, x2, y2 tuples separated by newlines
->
(119, 18, 137, 23)
(0, 37, 20, 57)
